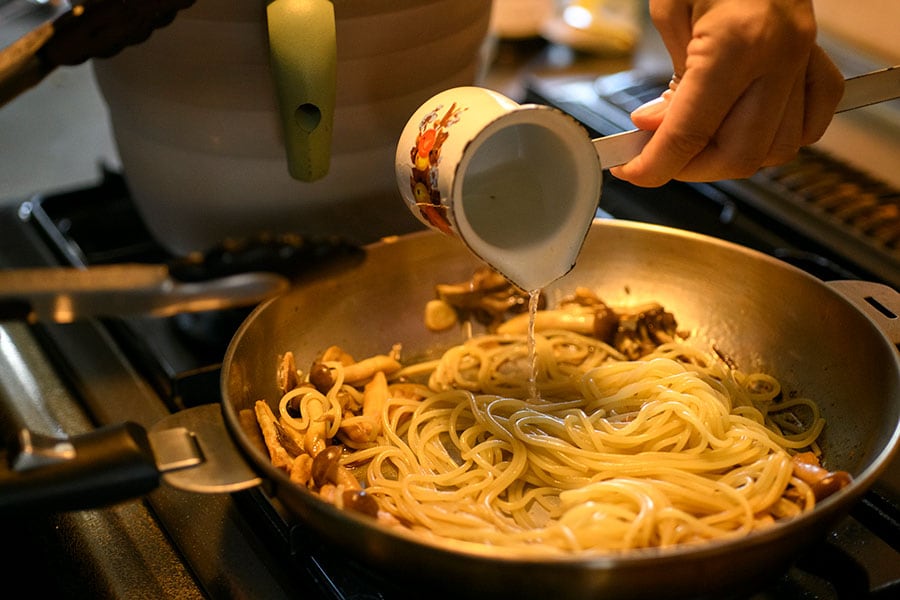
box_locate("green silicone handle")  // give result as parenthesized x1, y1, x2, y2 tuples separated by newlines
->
(267, 0, 336, 182)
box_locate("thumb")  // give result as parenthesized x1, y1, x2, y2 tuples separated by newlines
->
(629, 93, 671, 130)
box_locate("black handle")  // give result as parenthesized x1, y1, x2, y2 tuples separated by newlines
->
(0, 0, 196, 106)
(167, 232, 364, 282)
(44, 0, 197, 66)
(0, 422, 160, 514)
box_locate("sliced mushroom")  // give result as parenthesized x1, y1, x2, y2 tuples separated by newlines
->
(309, 360, 335, 393)
(496, 307, 594, 336)
(273, 419, 305, 457)
(792, 452, 852, 501)
(342, 354, 402, 386)
(341, 370, 389, 443)
(311, 445, 343, 487)
(342, 489, 380, 517)
(434, 266, 533, 329)
(290, 452, 313, 485)
(558, 288, 619, 342)
(614, 303, 678, 359)
(311, 445, 360, 490)
(321, 345, 355, 364)
(254, 401, 294, 472)
(424, 298, 458, 331)
(277, 352, 301, 394)
(303, 393, 329, 457)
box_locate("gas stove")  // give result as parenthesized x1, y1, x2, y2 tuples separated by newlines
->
(3, 60, 900, 600)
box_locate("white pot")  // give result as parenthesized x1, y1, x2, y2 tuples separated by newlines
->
(92, 0, 493, 254)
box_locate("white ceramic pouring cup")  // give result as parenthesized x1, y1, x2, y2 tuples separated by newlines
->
(395, 86, 602, 292)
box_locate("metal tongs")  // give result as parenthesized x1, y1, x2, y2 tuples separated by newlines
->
(0, 232, 364, 323)
(0, 264, 288, 323)
(0, 0, 196, 106)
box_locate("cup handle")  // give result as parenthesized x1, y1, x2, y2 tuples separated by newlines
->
(267, 0, 336, 182)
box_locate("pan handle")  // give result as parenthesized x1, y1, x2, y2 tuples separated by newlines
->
(0, 422, 161, 514)
(827, 280, 900, 348)
(0, 404, 263, 515)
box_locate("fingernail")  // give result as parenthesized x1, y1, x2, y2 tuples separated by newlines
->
(631, 96, 668, 119)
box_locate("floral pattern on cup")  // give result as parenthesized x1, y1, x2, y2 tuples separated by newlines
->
(407, 102, 467, 235)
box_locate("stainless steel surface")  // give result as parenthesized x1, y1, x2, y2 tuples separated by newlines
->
(592, 126, 653, 169)
(827, 279, 900, 343)
(0, 264, 288, 322)
(150, 403, 262, 493)
(595, 67, 900, 169)
(221, 220, 900, 600)
(836, 64, 900, 112)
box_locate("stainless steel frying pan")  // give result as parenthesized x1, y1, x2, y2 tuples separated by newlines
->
(219, 220, 900, 599)
(3, 220, 899, 599)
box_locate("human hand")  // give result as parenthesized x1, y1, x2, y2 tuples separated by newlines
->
(609, 0, 845, 187)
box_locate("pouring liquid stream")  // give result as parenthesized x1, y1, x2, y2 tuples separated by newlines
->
(527, 289, 541, 402)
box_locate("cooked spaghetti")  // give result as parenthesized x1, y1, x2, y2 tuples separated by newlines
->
(252, 290, 847, 556)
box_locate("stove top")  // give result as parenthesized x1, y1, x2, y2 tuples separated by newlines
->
(2, 59, 900, 596)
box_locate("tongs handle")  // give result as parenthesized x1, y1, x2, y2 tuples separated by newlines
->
(0, 0, 196, 107)
(835, 65, 900, 113)
(0, 264, 290, 323)
(594, 66, 900, 170)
